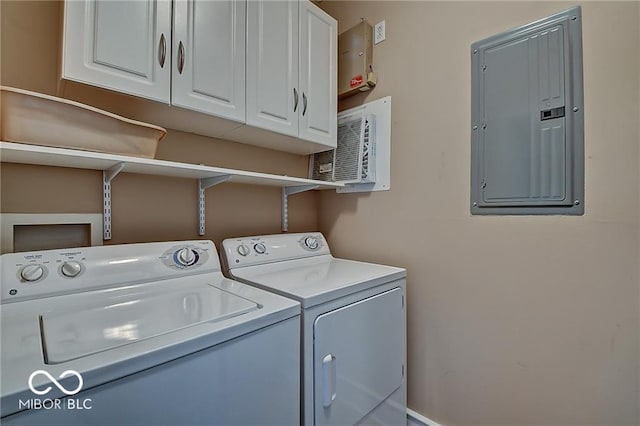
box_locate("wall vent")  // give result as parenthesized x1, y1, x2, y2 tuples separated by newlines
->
(309, 96, 391, 193)
(311, 112, 376, 185)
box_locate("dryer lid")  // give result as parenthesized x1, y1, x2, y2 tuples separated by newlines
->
(40, 284, 259, 363)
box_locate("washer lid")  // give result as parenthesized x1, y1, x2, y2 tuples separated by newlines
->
(41, 284, 259, 364)
(230, 256, 406, 308)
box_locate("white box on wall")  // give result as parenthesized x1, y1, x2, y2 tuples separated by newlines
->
(309, 96, 392, 193)
(1, 214, 103, 254)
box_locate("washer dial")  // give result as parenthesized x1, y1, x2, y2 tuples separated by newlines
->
(254, 243, 267, 254)
(20, 264, 45, 282)
(61, 261, 82, 278)
(175, 248, 198, 267)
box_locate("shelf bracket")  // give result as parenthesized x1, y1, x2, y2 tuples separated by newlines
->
(282, 185, 319, 232)
(103, 162, 126, 240)
(199, 175, 232, 236)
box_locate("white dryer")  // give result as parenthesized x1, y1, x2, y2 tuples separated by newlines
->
(0, 240, 300, 425)
(222, 232, 407, 426)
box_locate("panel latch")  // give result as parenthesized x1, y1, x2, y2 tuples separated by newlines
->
(540, 106, 565, 121)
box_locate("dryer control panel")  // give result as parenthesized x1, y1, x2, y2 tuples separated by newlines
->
(1, 240, 219, 303)
(222, 233, 331, 269)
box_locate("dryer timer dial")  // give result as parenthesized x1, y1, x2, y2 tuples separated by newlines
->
(237, 244, 250, 256)
(304, 237, 319, 250)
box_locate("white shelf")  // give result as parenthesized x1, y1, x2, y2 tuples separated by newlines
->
(0, 141, 342, 190)
(0, 141, 341, 237)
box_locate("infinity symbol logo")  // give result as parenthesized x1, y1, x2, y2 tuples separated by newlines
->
(28, 370, 83, 396)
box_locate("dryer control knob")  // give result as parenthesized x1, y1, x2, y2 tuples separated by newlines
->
(175, 248, 197, 266)
(61, 261, 82, 278)
(21, 264, 45, 282)
(237, 244, 250, 257)
(254, 243, 267, 254)
(304, 237, 319, 250)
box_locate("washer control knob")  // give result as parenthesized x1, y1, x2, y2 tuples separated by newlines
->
(254, 243, 267, 254)
(61, 261, 82, 278)
(304, 237, 319, 250)
(20, 264, 45, 282)
(175, 248, 197, 267)
(237, 244, 250, 257)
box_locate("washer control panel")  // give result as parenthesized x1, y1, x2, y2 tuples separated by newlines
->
(222, 232, 330, 269)
(1, 240, 219, 303)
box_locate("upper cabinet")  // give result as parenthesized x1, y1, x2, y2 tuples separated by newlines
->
(63, 0, 244, 121)
(298, 1, 337, 147)
(61, 0, 336, 154)
(62, 0, 172, 103)
(172, 0, 246, 122)
(246, 0, 299, 138)
(246, 0, 337, 149)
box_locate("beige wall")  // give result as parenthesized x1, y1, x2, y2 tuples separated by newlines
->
(319, 2, 640, 425)
(0, 0, 318, 245)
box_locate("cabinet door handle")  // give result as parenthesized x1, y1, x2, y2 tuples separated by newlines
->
(177, 41, 185, 74)
(302, 92, 308, 116)
(293, 88, 299, 112)
(158, 34, 166, 68)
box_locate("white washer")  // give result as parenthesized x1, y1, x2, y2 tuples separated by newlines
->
(222, 232, 407, 426)
(0, 240, 300, 425)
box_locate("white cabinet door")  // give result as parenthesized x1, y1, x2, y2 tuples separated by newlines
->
(246, 0, 299, 138)
(172, 0, 246, 123)
(62, 0, 171, 103)
(313, 288, 405, 425)
(299, 1, 337, 148)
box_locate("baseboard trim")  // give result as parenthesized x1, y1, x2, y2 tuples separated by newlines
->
(407, 408, 445, 426)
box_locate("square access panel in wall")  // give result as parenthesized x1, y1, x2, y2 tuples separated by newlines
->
(470, 6, 584, 215)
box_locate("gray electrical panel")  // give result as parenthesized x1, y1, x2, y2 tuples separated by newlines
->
(470, 6, 584, 215)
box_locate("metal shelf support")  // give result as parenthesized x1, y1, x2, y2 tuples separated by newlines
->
(282, 185, 319, 232)
(103, 162, 126, 240)
(199, 175, 232, 235)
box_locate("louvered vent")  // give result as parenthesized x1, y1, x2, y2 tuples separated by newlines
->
(334, 117, 363, 182)
(361, 115, 375, 181)
(309, 112, 376, 185)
